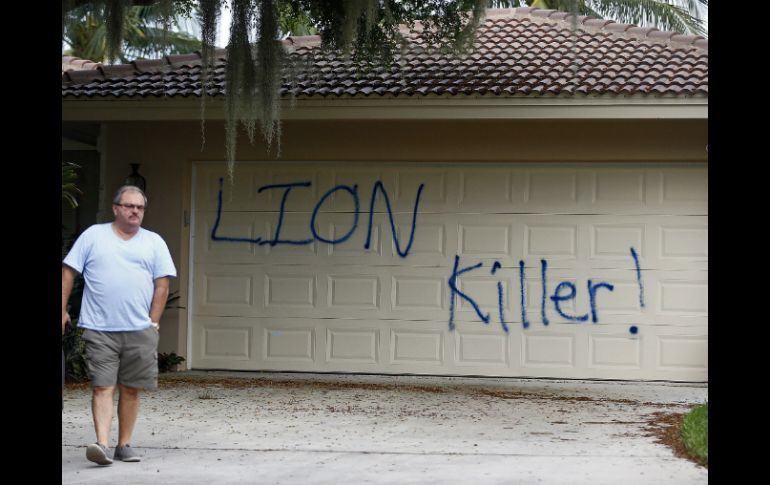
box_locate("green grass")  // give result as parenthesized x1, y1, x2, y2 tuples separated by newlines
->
(681, 401, 708, 466)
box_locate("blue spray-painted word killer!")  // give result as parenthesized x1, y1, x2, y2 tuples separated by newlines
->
(449, 247, 646, 335)
(210, 177, 644, 336)
(211, 177, 425, 257)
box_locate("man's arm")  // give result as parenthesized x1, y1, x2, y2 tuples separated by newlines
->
(62, 265, 76, 335)
(149, 277, 171, 328)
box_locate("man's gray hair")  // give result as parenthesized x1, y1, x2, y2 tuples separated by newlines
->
(113, 185, 148, 206)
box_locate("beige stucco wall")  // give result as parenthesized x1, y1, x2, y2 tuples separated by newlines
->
(92, 118, 707, 359)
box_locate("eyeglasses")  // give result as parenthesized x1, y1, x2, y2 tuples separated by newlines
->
(116, 203, 145, 211)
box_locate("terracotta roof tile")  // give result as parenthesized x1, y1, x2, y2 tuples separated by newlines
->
(647, 30, 677, 40)
(132, 58, 166, 72)
(671, 34, 704, 46)
(547, 12, 570, 21)
(531, 9, 558, 19)
(64, 69, 102, 83)
(62, 56, 102, 78)
(584, 18, 614, 29)
(627, 26, 659, 38)
(99, 64, 135, 78)
(603, 22, 633, 33)
(514, 7, 538, 15)
(166, 53, 201, 64)
(62, 8, 708, 99)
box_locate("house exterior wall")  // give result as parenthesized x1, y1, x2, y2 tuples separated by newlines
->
(93, 118, 707, 361)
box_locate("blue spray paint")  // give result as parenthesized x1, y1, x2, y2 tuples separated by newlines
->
(445, 254, 644, 335)
(630, 247, 645, 308)
(540, 259, 549, 326)
(490, 261, 509, 333)
(310, 184, 360, 244)
(257, 182, 314, 246)
(519, 260, 529, 329)
(496, 282, 509, 333)
(629, 246, 643, 335)
(213, 178, 646, 339)
(587, 280, 615, 323)
(211, 178, 425, 253)
(211, 177, 265, 244)
(447, 255, 490, 330)
(365, 181, 425, 258)
(550, 281, 589, 322)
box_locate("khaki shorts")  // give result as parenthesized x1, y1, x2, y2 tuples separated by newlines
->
(82, 327, 159, 390)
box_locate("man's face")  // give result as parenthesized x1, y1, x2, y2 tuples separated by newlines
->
(112, 191, 145, 229)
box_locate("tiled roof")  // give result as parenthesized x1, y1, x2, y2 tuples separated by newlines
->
(62, 56, 101, 75)
(62, 7, 708, 99)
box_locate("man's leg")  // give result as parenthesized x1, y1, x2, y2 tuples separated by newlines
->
(114, 326, 157, 459)
(92, 386, 115, 446)
(82, 329, 121, 464)
(117, 384, 140, 447)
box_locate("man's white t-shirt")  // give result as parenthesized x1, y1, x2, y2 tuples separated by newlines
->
(63, 223, 177, 331)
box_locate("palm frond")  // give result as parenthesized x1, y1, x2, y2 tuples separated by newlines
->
(62, 162, 82, 209)
(63, 2, 203, 63)
(587, 0, 706, 35)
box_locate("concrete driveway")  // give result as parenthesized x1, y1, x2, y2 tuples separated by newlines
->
(62, 371, 707, 484)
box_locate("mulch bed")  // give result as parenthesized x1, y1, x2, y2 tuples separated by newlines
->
(643, 411, 707, 468)
(65, 373, 447, 394)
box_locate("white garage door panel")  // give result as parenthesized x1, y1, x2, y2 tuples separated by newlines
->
(192, 316, 706, 380)
(327, 329, 379, 363)
(193, 263, 707, 330)
(195, 212, 707, 271)
(191, 162, 707, 381)
(194, 163, 707, 215)
(518, 268, 707, 326)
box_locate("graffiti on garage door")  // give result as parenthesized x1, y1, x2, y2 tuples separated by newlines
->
(211, 177, 424, 257)
(447, 247, 644, 334)
(210, 177, 645, 335)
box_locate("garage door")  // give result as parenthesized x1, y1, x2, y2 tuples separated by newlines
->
(190, 162, 707, 382)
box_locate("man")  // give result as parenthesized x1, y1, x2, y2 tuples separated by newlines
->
(62, 185, 177, 465)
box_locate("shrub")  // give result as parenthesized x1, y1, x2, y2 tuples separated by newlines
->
(158, 352, 186, 373)
(62, 324, 89, 382)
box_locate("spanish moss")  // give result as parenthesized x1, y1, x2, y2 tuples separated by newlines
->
(105, 0, 128, 63)
(224, 0, 257, 183)
(62, 0, 707, 181)
(198, 0, 222, 151)
(255, 0, 282, 153)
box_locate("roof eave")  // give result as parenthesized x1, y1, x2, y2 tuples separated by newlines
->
(62, 95, 708, 122)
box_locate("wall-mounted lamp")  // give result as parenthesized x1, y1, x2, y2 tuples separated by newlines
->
(125, 163, 146, 192)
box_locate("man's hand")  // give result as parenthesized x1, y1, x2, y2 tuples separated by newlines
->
(149, 277, 170, 327)
(62, 265, 76, 336)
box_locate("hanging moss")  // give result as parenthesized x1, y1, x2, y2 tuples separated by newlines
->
(224, 0, 257, 183)
(66, 0, 495, 179)
(255, 0, 282, 154)
(63, 0, 709, 179)
(104, 0, 128, 63)
(198, 0, 222, 151)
